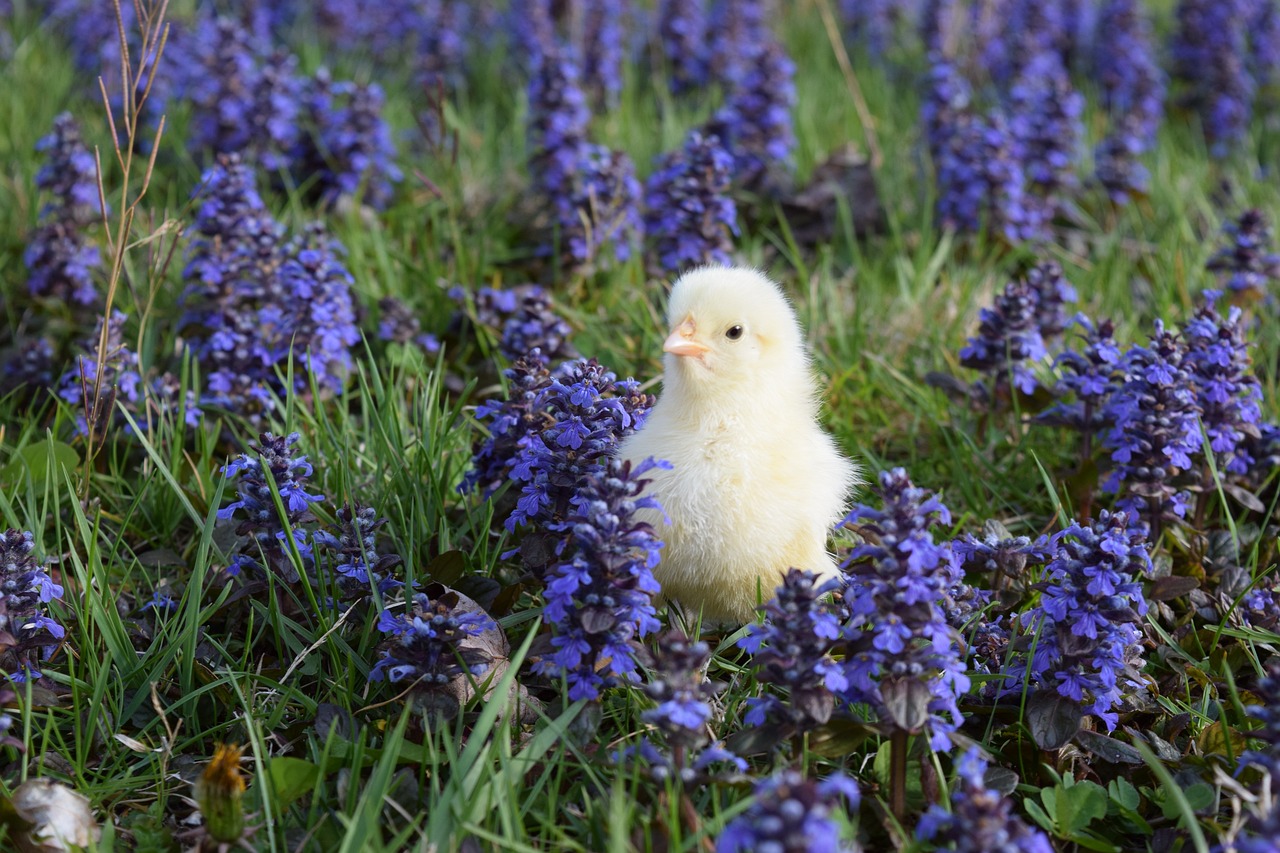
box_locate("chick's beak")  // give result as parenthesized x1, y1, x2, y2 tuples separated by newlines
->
(663, 318, 709, 358)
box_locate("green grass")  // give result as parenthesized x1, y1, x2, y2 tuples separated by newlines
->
(1, 1, 1279, 850)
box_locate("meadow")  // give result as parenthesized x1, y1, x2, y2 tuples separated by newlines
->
(1, 0, 1280, 850)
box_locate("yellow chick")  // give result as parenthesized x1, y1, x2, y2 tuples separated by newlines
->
(617, 266, 860, 623)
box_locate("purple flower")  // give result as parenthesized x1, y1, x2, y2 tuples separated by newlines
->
(644, 130, 737, 273)
(706, 38, 796, 191)
(1250, 0, 1280, 88)
(561, 144, 644, 269)
(1180, 291, 1263, 475)
(462, 284, 577, 363)
(716, 769, 860, 853)
(218, 432, 324, 584)
(0, 337, 55, 399)
(1102, 322, 1202, 534)
(841, 0, 902, 60)
(739, 569, 849, 732)
(917, 748, 1053, 853)
(1093, 0, 1165, 148)
(1172, 0, 1255, 156)
(705, 0, 769, 91)
(923, 57, 1039, 243)
(463, 354, 556, 499)
(656, 0, 708, 93)
(1040, 314, 1122, 433)
(532, 457, 666, 701)
(1207, 209, 1280, 297)
(57, 310, 145, 435)
(839, 469, 969, 750)
(182, 155, 359, 417)
(582, 0, 626, 105)
(1093, 122, 1151, 205)
(1006, 47, 1084, 228)
(1243, 660, 1280, 783)
(642, 630, 716, 753)
(0, 529, 66, 679)
(481, 357, 653, 551)
(25, 112, 102, 306)
(953, 526, 1051, 586)
(186, 16, 260, 159)
(369, 591, 496, 689)
(528, 47, 591, 203)
(301, 75, 401, 210)
(313, 504, 404, 597)
(1004, 511, 1151, 731)
(960, 277, 1050, 400)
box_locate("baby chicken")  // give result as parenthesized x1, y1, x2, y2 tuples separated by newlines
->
(617, 266, 859, 623)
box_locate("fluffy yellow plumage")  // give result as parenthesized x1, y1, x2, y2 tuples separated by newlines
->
(617, 266, 860, 623)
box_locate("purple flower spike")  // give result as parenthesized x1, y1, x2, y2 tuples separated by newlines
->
(716, 769, 860, 853)
(917, 748, 1053, 853)
(1004, 511, 1151, 732)
(1180, 292, 1262, 476)
(839, 468, 969, 750)
(1207, 210, 1280, 298)
(0, 529, 67, 680)
(739, 569, 848, 732)
(644, 130, 737, 273)
(25, 112, 103, 306)
(532, 457, 667, 701)
(218, 432, 324, 584)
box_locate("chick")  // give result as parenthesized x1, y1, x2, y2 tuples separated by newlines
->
(617, 266, 859, 623)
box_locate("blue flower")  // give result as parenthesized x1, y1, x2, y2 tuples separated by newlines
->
(1094, 0, 1165, 138)
(1102, 322, 1202, 534)
(218, 432, 324, 584)
(706, 38, 796, 191)
(1180, 291, 1262, 475)
(1172, 0, 1255, 156)
(717, 769, 860, 853)
(313, 504, 404, 597)
(473, 350, 650, 550)
(705, 0, 770, 91)
(1208, 209, 1280, 297)
(1006, 47, 1084, 224)
(1093, 0, 1164, 184)
(960, 278, 1049, 400)
(532, 457, 667, 701)
(291, 70, 402, 210)
(642, 631, 717, 751)
(581, 0, 625, 105)
(917, 748, 1053, 853)
(1004, 511, 1151, 731)
(739, 569, 848, 731)
(839, 468, 969, 750)
(0, 528, 67, 680)
(182, 155, 360, 418)
(657, 0, 708, 93)
(644, 130, 737, 274)
(370, 591, 496, 688)
(25, 112, 102, 306)
(922, 57, 1039, 243)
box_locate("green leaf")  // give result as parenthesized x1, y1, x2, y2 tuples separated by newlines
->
(0, 439, 79, 485)
(1058, 779, 1107, 835)
(1180, 783, 1215, 815)
(1108, 778, 1140, 812)
(1023, 796, 1053, 832)
(267, 758, 320, 810)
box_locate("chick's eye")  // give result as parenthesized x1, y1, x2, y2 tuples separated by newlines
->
(725, 325, 744, 341)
